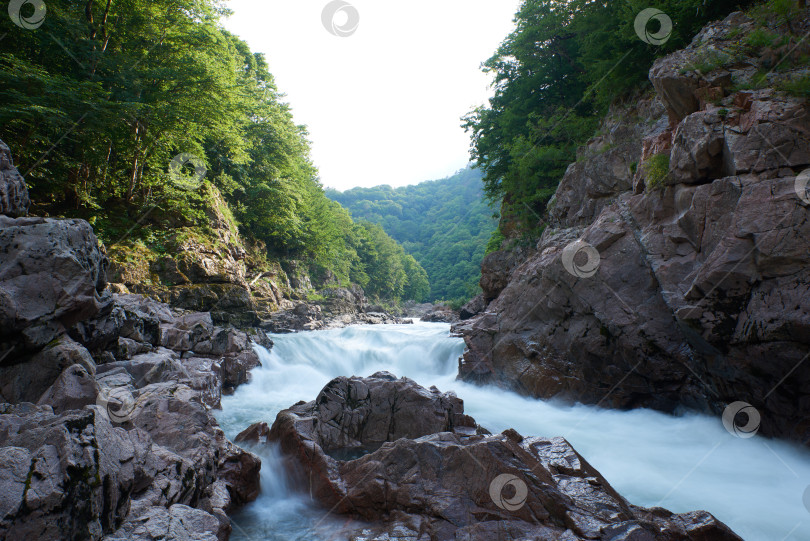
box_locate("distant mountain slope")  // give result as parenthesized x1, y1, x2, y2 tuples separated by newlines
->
(327, 167, 496, 302)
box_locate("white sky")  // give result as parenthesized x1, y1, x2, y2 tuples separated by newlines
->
(222, 0, 521, 191)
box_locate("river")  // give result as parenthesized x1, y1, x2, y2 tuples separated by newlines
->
(214, 321, 810, 541)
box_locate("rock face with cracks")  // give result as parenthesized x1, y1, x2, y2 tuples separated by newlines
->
(455, 11, 810, 445)
(240, 374, 742, 541)
(0, 139, 263, 540)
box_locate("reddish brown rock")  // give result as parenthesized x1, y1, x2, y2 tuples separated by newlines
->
(0, 141, 264, 539)
(459, 293, 487, 320)
(457, 10, 810, 445)
(479, 250, 522, 302)
(256, 375, 741, 541)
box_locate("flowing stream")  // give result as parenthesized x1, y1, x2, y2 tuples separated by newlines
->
(215, 321, 810, 541)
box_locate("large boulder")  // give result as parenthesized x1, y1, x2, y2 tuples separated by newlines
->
(0, 399, 241, 541)
(114, 381, 261, 508)
(0, 404, 137, 540)
(269, 372, 477, 454)
(648, 12, 756, 123)
(169, 283, 258, 327)
(247, 375, 741, 541)
(37, 363, 100, 414)
(0, 335, 96, 404)
(318, 285, 367, 317)
(0, 216, 108, 354)
(260, 291, 406, 332)
(421, 305, 460, 323)
(0, 139, 264, 539)
(0, 140, 29, 217)
(668, 95, 810, 186)
(103, 504, 225, 541)
(400, 300, 435, 318)
(549, 98, 668, 228)
(459, 171, 810, 440)
(479, 250, 521, 302)
(0, 289, 264, 539)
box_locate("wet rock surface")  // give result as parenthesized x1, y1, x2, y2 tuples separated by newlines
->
(456, 11, 810, 445)
(243, 375, 742, 541)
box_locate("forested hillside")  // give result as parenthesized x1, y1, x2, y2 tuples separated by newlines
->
(0, 0, 427, 303)
(463, 0, 761, 239)
(327, 167, 496, 303)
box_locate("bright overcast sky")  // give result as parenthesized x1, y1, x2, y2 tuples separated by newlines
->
(222, 0, 521, 191)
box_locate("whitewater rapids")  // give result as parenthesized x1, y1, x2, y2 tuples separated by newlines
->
(215, 321, 810, 541)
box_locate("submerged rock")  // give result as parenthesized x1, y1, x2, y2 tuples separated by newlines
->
(247, 374, 741, 541)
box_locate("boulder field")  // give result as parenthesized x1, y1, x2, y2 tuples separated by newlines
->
(0, 140, 263, 539)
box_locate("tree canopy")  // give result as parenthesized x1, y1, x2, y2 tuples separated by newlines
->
(463, 0, 756, 235)
(0, 0, 428, 302)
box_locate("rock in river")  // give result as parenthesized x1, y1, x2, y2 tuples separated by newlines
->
(239, 374, 742, 541)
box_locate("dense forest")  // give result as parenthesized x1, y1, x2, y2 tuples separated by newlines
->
(0, 0, 428, 302)
(327, 167, 497, 303)
(463, 0, 762, 239)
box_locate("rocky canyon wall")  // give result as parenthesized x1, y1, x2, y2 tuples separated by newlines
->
(0, 140, 263, 540)
(456, 11, 810, 445)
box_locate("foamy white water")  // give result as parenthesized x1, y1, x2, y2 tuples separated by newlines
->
(215, 321, 810, 541)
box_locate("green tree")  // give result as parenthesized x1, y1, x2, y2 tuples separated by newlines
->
(463, 0, 757, 234)
(0, 0, 428, 302)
